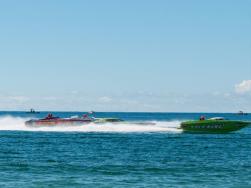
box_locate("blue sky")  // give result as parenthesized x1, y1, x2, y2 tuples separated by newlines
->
(0, 0, 250, 112)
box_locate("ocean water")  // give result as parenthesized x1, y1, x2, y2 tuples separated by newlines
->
(0, 112, 251, 187)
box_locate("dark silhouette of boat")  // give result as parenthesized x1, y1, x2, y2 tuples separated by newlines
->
(26, 109, 40, 114)
(237, 111, 248, 115)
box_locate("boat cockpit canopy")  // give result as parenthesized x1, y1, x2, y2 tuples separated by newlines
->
(209, 117, 225, 120)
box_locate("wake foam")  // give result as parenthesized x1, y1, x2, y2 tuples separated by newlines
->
(0, 116, 182, 133)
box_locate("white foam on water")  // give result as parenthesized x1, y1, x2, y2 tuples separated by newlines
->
(0, 116, 182, 133)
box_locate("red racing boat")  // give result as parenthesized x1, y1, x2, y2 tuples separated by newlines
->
(25, 114, 92, 127)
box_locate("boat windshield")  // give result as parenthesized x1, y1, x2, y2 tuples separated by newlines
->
(209, 117, 225, 120)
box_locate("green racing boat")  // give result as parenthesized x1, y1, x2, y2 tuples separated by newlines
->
(93, 118, 124, 124)
(181, 117, 250, 133)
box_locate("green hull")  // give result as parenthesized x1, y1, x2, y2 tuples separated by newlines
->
(181, 120, 250, 133)
(94, 118, 124, 124)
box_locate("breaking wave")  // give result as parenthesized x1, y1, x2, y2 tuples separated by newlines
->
(0, 116, 182, 133)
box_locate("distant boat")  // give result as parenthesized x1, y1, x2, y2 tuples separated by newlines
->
(26, 109, 40, 114)
(237, 111, 248, 115)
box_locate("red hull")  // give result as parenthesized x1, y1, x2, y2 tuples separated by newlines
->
(25, 118, 92, 127)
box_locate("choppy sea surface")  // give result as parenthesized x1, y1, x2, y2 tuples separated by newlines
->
(0, 111, 251, 187)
